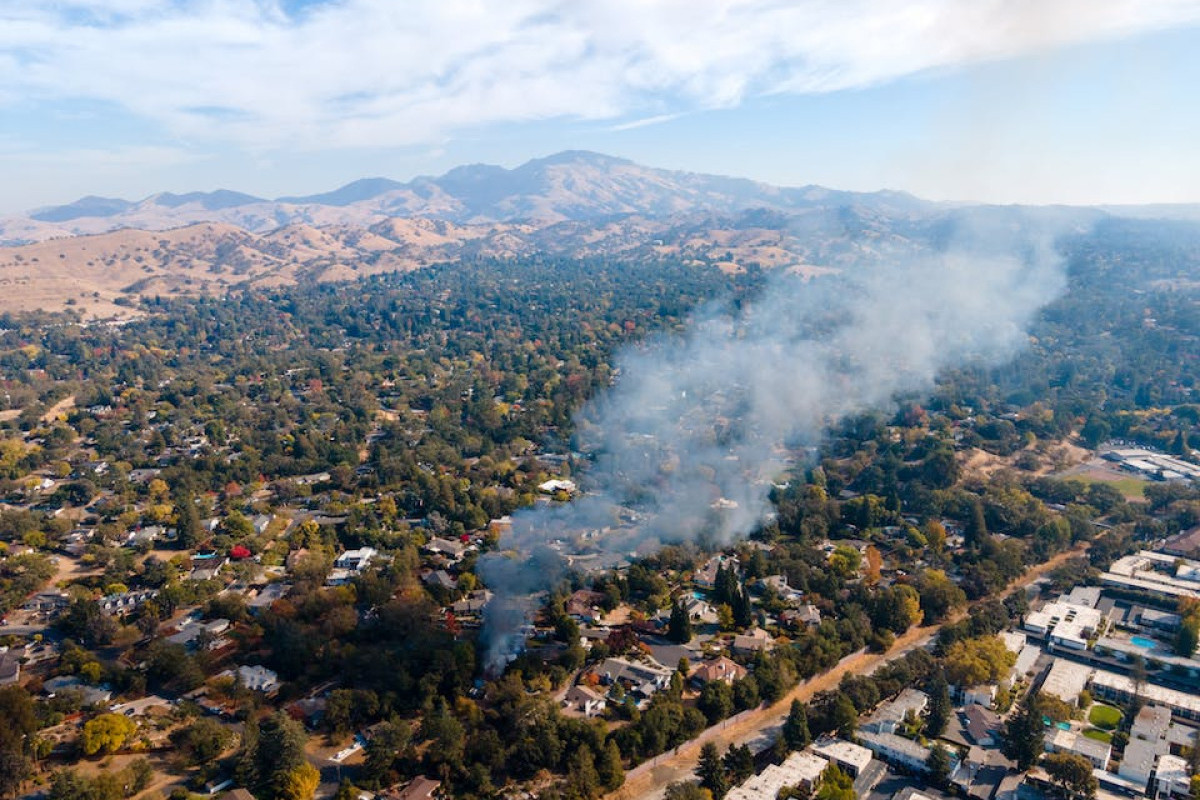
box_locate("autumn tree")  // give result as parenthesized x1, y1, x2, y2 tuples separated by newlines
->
(1043, 753, 1098, 799)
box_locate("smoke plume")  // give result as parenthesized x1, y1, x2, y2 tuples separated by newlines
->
(478, 213, 1072, 673)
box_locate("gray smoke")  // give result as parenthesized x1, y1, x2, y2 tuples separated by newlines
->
(478, 214, 1073, 673)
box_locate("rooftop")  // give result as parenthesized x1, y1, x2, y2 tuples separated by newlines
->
(1041, 659, 1093, 704)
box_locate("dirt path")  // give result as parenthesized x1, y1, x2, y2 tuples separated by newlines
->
(41, 394, 76, 423)
(607, 544, 1086, 800)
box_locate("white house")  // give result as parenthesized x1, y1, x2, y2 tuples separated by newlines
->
(1156, 754, 1190, 799)
(564, 685, 607, 717)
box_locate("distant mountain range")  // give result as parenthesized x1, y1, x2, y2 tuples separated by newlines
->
(3, 150, 930, 245)
(2, 149, 1196, 319)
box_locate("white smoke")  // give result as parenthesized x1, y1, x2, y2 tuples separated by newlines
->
(478, 213, 1072, 673)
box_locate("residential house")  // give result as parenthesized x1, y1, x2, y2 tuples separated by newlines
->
(861, 689, 928, 735)
(566, 590, 608, 623)
(335, 547, 377, 572)
(422, 570, 457, 592)
(564, 685, 607, 717)
(451, 590, 492, 617)
(100, 588, 158, 616)
(695, 555, 738, 590)
(690, 657, 748, 686)
(1045, 728, 1110, 769)
(225, 664, 280, 694)
(380, 777, 441, 800)
(591, 657, 673, 697)
(726, 751, 828, 800)
(248, 583, 291, 615)
(963, 705, 1001, 747)
(733, 627, 774, 656)
(425, 537, 467, 562)
(858, 730, 942, 774)
(168, 618, 232, 651)
(683, 595, 718, 624)
(959, 684, 998, 708)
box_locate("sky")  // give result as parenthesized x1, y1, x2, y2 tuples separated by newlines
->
(3, 0, 1200, 214)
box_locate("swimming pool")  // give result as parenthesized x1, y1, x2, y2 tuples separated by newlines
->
(1130, 636, 1158, 649)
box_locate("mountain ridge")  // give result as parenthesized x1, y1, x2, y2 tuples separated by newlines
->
(6, 150, 930, 244)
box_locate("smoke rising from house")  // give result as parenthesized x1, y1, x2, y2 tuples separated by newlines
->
(478, 213, 1073, 673)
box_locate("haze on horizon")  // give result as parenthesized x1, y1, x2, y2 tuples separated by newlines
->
(4, 0, 1200, 214)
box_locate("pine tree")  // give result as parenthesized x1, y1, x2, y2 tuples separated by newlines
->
(925, 669, 951, 737)
(965, 498, 988, 548)
(596, 739, 625, 791)
(782, 700, 811, 751)
(697, 743, 729, 799)
(566, 745, 601, 800)
(732, 586, 753, 629)
(926, 743, 952, 785)
(723, 744, 754, 785)
(669, 600, 694, 644)
(1002, 693, 1045, 771)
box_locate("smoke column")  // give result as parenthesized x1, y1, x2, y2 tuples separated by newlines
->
(479, 214, 1072, 673)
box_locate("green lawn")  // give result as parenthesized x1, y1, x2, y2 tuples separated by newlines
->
(1068, 473, 1147, 500)
(1083, 728, 1114, 743)
(1089, 704, 1123, 730)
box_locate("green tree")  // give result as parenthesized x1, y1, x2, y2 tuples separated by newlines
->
(782, 700, 811, 751)
(723, 744, 754, 785)
(0, 685, 37, 798)
(1002, 693, 1045, 771)
(665, 783, 712, 800)
(668, 601, 694, 644)
(925, 670, 951, 737)
(697, 743, 728, 800)
(926, 743, 952, 785)
(170, 717, 234, 766)
(815, 764, 855, 800)
(1043, 753, 1098, 799)
(596, 738, 625, 791)
(565, 745, 601, 800)
(698, 681, 734, 724)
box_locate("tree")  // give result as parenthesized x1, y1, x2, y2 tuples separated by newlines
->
(279, 763, 321, 800)
(665, 783, 712, 800)
(723, 745, 754, 785)
(596, 738, 625, 791)
(863, 546, 883, 585)
(566, 745, 601, 800)
(697, 743, 728, 800)
(1002, 693, 1045, 771)
(944, 636, 1018, 687)
(170, 717, 234, 766)
(925, 670, 951, 737)
(1176, 609, 1200, 657)
(81, 713, 137, 756)
(698, 681, 734, 724)
(1043, 753, 1098, 799)
(0, 685, 37, 798)
(917, 570, 967, 623)
(830, 693, 858, 739)
(926, 743, 952, 785)
(239, 711, 308, 799)
(815, 765, 855, 800)
(668, 600, 694, 644)
(783, 700, 812, 751)
(965, 498, 988, 548)
(363, 721, 410, 785)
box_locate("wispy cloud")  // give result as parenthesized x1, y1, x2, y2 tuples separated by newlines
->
(3, 0, 1199, 152)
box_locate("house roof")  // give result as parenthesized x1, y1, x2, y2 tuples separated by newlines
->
(964, 704, 1000, 743)
(222, 789, 257, 800)
(691, 657, 748, 684)
(392, 777, 440, 800)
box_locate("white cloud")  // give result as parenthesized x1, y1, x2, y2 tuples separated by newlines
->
(3, 0, 1200, 152)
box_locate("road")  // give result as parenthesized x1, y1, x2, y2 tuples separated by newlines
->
(606, 544, 1088, 800)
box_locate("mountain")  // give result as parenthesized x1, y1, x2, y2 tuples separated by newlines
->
(4, 151, 930, 243)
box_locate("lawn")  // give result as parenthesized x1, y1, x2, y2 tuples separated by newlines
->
(1089, 704, 1123, 730)
(1068, 473, 1147, 500)
(1083, 728, 1114, 743)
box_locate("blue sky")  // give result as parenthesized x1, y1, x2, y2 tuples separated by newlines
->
(3, 0, 1200, 214)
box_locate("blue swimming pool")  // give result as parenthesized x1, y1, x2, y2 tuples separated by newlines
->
(1130, 636, 1158, 649)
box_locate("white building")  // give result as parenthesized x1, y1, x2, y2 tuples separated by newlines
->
(1156, 754, 1190, 799)
(231, 664, 280, 693)
(563, 685, 607, 717)
(335, 547, 377, 571)
(1131, 705, 1172, 744)
(726, 751, 828, 800)
(861, 688, 928, 735)
(1089, 669, 1200, 723)
(858, 730, 938, 773)
(1116, 738, 1157, 790)
(1045, 728, 1110, 770)
(1041, 660, 1093, 706)
(1025, 599, 1104, 650)
(1102, 551, 1200, 602)
(810, 738, 873, 778)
